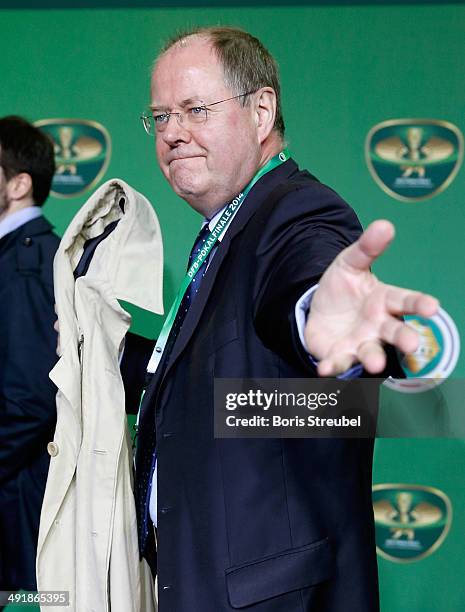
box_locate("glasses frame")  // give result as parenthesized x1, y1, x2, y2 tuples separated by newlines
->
(140, 91, 256, 135)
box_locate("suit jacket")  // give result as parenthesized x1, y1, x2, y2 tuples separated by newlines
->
(134, 159, 404, 611)
(0, 216, 59, 591)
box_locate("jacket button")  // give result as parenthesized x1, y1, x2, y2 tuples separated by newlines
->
(162, 432, 173, 438)
(23, 237, 33, 246)
(160, 506, 172, 515)
(47, 441, 59, 457)
(161, 585, 172, 591)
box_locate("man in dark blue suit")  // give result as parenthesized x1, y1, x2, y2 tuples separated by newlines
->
(132, 27, 438, 611)
(0, 116, 59, 595)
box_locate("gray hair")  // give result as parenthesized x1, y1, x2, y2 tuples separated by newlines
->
(158, 26, 285, 136)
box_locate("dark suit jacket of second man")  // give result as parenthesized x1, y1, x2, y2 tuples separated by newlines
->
(0, 216, 59, 591)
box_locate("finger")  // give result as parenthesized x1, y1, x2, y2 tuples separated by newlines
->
(341, 220, 395, 272)
(357, 340, 387, 374)
(385, 287, 439, 318)
(380, 317, 420, 354)
(317, 352, 357, 377)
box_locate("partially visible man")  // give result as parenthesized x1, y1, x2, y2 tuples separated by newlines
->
(0, 116, 58, 594)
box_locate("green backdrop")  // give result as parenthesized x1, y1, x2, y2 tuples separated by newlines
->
(1, 3, 463, 611)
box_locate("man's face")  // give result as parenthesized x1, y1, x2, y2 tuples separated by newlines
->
(151, 36, 262, 216)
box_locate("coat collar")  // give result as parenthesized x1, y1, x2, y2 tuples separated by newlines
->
(0, 215, 55, 252)
(0, 205, 43, 239)
(50, 178, 164, 434)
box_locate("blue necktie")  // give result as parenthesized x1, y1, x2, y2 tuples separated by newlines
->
(163, 223, 211, 356)
(183, 223, 211, 307)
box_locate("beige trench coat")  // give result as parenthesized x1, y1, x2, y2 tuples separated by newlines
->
(37, 180, 163, 612)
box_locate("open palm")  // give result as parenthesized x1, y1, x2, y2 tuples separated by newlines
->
(304, 220, 439, 376)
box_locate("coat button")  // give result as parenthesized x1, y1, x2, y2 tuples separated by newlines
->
(47, 441, 59, 457)
(23, 237, 33, 246)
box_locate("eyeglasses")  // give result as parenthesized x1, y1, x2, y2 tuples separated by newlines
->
(140, 91, 255, 135)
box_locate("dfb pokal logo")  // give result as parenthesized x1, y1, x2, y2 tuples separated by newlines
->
(383, 307, 460, 393)
(35, 119, 111, 198)
(366, 119, 463, 202)
(373, 484, 452, 563)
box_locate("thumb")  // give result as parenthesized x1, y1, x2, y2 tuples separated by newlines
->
(341, 219, 395, 272)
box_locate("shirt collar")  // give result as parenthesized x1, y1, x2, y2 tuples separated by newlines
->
(203, 203, 234, 243)
(207, 204, 226, 227)
(0, 206, 43, 240)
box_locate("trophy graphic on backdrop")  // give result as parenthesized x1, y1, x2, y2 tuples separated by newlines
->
(365, 119, 463, 201)
(35, 118, 111, 198)
(372, 484, 452, 562)
(374, 126, 455, 178)
(374, 491, 442, 541)
(54, 126, 104, 175)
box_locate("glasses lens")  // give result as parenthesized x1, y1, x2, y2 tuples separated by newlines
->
(186, 106, 208, 125)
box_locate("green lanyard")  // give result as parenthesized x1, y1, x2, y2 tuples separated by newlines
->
(145, 148, 290, 375)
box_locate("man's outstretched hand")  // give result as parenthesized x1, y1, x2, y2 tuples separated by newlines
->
(304, 220, 439, 376)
